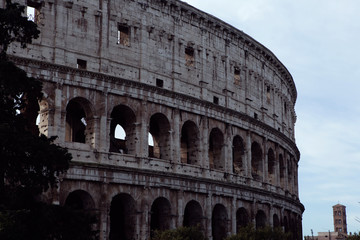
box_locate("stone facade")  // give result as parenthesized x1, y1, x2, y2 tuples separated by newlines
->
(3, 0, 304, 239)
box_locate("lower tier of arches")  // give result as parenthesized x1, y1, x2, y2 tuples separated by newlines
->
(56, 164, 303, 240)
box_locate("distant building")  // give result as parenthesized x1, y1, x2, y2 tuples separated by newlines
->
(304, 204, 348, 240)
(333, 204, 347, 234)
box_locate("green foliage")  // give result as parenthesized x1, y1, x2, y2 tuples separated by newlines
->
(0, 203, 98, 240)
(226, 225, 291, 240)
(151, 226, 207, 240)
(348, 233, 360, 240)
(0, 1, 96, 239)
(0, 0, 39, 57)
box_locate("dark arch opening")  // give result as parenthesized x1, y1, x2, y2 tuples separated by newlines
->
(209, 128, 224, 170)
(268, 148, 276, 184)
(109, 193, 136, 240)
(65, 190, 95, 210)
(212, 204, 228, 240)
(255, 210, 267, 229)
(149, 113, 171, 159)
(150, 197, 171, 236)
(236, 207, 249, 232)
(180, 121, 200, 165)
(183, 200, 203, 229)
(233, 136, 245, 174)
(273, 214, 280, 228)
(283, 216, 289, 233)
(251, 141, 263, 181)
(109, 105, 136, 154)
(65, 97, 93, 144)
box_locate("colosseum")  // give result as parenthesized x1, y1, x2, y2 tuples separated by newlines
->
(4, 0, 304, 239)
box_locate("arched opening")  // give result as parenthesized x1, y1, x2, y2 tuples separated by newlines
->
(268, 148, 276, 184)
(109, 105, 136, 154)
(183, 200, 203, 229)
(66, 98, 92, 143)
(212, 204, 228, 240)
(236, 207, 249, 232)
(283, 216, 289, 233)
(255, 210, 266, 229)
(209, 128, 224, 170)
(150, 197, 171, 236)
(180, 121, 200, 165)
(251, 141, 263, 181)
(65, 190, 95, 210)
(37, 99, 49, 136)
(273, 214, 280, 228)
(233, 135, 245, 174)
(149, 113, 171, 159)
(109, 193, 136, 240)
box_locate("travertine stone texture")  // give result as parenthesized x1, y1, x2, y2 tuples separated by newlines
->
(4, 0, 304, 239)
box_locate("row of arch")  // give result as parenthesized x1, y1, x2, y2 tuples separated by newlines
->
(63, 97, 297, 188)
(65, 189, 302, 240)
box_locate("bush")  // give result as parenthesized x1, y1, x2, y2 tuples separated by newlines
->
(151, 226, 206, 240)
(226, 225, 291, 240)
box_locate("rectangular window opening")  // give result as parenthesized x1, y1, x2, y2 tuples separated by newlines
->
(213, 96, 219, 105)
(77, 59, 87, 70)
(156, 78, 164, 88)
(27, 1, 42, 24)
(234, 67, 240, 85)
(117, 24, 130, 46)
(266, 86, 271, 103)
(254, 113, 258, 120)
(185, 47, 195, 67)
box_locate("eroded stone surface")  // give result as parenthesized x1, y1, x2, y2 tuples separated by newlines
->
(4, 0, 304, 239)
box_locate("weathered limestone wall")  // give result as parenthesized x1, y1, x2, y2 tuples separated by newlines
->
(4, 0, 303, 239)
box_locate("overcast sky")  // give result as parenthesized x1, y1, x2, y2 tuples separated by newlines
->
(183, 0, 360, 237)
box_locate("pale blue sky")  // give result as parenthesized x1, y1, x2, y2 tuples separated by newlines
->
(184, 0, 360, 237)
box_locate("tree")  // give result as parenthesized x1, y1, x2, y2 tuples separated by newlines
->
(348, 233, 360, 240)
(225, 225, 291, 240)
(0, 1, 97, 239)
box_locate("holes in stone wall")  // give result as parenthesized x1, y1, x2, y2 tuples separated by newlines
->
(117, 24, 130, 46)
(233, 136, 244, 174)
(209, 128, 224, 170)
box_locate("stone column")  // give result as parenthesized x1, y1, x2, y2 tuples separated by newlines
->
(263, 138, 268, 183)
(246, 131, 252, 178)
(172, 109, 181, 164)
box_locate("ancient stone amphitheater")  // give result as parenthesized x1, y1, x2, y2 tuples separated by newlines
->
(6, 0, 304, 239)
